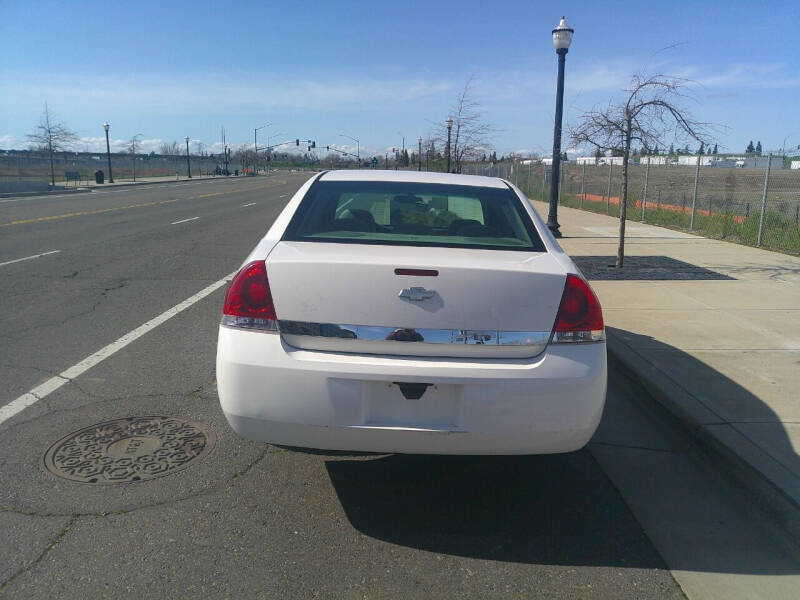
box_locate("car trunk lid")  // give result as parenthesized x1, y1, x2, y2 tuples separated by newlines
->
(266, 241, 566, 358)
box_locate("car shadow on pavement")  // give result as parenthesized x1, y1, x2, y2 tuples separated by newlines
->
(324, 329, 800, 574)
(325, 450, 668, 569)
(606, 327, 800, 528)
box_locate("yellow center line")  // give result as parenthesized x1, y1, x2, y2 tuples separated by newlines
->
(2, 178, 297, 227)
(2, 198, 180, 227)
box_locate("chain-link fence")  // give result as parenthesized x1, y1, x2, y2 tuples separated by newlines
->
(463, 160, 800, 255)
(0, 152, 234, 185)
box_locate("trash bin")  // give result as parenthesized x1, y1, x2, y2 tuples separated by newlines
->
(95, 170, 104, 184)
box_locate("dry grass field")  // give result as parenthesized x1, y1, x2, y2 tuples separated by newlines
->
(489, 162, 800, 255)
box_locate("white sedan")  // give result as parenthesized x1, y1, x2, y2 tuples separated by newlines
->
(216, 170, 606, 454)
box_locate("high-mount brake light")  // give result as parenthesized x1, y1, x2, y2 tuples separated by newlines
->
(221, 260, 278, 332)
(552, 274, 605, 343)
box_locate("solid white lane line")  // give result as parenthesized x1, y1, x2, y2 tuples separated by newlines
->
(0, 271, 237, 426)
(242, 202, 256, 207)
(0, 250, 61, 267)
(171, 216, 200, 225)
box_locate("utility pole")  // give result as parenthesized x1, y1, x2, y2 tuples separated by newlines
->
(418, 137, 422, 171)
(103, 122, 114, 183)
(221, 126, 228, 175)
(690, 152, 701, 230)
(254, 123, 271, 175)
(185, 137, 192, 178)
(446, 117, 453, 173)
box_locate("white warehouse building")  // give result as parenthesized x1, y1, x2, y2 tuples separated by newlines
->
(638, 156, 668, 165)
(678, 155, 716, 166)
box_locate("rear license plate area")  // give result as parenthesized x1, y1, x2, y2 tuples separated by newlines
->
(365, 382, 459, 428)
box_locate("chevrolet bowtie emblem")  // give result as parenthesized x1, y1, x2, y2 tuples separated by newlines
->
(398, 287, 435, 301)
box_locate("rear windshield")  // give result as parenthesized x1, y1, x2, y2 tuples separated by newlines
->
(282, 180, 545, 251)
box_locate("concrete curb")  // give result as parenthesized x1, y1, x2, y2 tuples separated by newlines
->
(0, 188, 90, 199)
(0, 175, 227, 198)
(605, 329, 800, 541)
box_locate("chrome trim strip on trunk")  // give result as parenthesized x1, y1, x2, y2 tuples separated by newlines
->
(278, 320, 551, 358)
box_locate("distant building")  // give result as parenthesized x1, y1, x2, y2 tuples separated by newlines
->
(598, 156, 624, 166)
(709, 159, 737, 168)
(743, 156, 784, 169)
(541, 158, 553, 166)
(791, 160, 800, 170)
(638, 156, 668, 165)
(677, 155, 716, 166)
(575, 156, 598, 165)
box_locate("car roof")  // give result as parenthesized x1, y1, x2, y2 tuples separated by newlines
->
(318, 169, 509, 189)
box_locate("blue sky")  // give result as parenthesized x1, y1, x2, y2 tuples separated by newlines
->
(1, 0, 798, 157)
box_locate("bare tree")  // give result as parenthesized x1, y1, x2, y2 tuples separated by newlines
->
(434, 76, 493, 173)
(233, 144, 257, 173)
(127, 134, 143, 181)
(158, 141, 181, 156)
(570, 74, 710, 267)
(26, 103, 77, 186)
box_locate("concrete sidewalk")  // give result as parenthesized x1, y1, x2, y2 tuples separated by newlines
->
(73, 173, 224, 189)
(532, 200, 800, 534)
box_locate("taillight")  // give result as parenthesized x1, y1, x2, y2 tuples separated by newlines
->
(221, 260, 278, 332)
(552, 274, 604, 343)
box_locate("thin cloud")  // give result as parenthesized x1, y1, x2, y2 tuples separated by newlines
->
(1, 71, 454, 115)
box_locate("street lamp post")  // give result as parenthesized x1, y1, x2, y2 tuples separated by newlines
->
(445, 117, 453, 173)
(265, 132, 284, 173)
(546, 16, 573, 238)
(418, 137, 422, 171)
(254, 124, 272, 175)
(103, 122, 114, 183)
(339, 134, 360, 164)
(185, 137, 192, 178)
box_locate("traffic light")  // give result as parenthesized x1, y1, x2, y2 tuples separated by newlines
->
(296, 139, 300, 146)
(311, 141, 316, 148)
(326, 145, 330, 151)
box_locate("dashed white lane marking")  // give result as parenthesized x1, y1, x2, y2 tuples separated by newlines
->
(0, 270, 237, 426)
(242, 202, 256, 207)
(171, 216, 200, 225)
(0, 250, 61, 267)
(279, 194, 288, 198)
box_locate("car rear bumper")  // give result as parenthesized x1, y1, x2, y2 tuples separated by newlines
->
(216, 327, 607, 455)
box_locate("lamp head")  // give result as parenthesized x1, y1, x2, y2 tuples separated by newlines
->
(103, 122, 109, 132)
(552, 16, 574, 50)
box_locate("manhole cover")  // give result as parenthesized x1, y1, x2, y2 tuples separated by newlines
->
(43, 416, 216, 484)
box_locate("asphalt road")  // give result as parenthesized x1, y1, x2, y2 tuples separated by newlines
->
(0, 174, 793, 598)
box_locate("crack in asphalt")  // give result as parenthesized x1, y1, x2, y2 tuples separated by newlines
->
(0, 376, 277, 520)
(0, 384, 218, 435)
(0, 514, 77, 592)
(0, 445, 275, 519)
(590, 441, 683, 454)
(0, 279, 129, 337)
